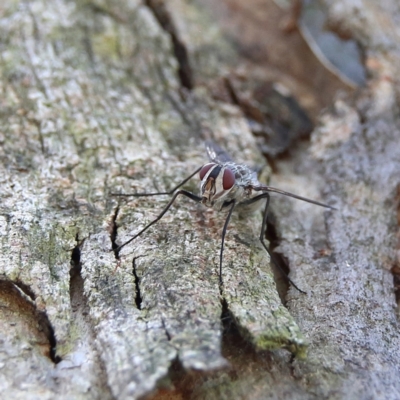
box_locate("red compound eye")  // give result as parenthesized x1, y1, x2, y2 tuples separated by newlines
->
(199, 163, 216, 180)
(222, 168, 235, 190)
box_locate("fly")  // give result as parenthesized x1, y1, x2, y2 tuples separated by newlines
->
(113, 141, 335, 292)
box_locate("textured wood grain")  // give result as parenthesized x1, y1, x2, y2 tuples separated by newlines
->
(1, 0, 400, 399)
(0, 0, 309, 399)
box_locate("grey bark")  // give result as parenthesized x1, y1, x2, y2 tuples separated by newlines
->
(0, 0, 399, 399)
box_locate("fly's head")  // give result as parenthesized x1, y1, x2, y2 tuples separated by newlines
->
(199, 163, 235, 209)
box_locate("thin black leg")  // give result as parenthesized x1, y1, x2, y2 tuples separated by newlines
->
(240, 193, 306, 294)
(114, 190, 202, 252)
(219, 200, 236, 287)
(111, 167, 202, 197)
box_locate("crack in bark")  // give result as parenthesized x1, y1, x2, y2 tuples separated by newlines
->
(288, 353, 297, 378)
(161, 316, 172, 341)
(110, 206, 120, 259)
(28, 292, 61, 364)
(69, 234, 115, 398)
(220, 297, 259, 360)
(265, 215, 291, 303)
(0, 279, 61, 364)
(145, 0, 193, 89)
(217, 229, 284, 359)
(70, 233, 84, 278)
(132, 256, 143, 310)
(13, 279, 37, 301)
(46, 317, 62, 364)
(155, 357, 192, 398)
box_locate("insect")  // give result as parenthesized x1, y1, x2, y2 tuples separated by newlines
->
(114, 141, 335, 292)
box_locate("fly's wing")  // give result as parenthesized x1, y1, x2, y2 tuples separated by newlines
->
(205, 140, 233, 163)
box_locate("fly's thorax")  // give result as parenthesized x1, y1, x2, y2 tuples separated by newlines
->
(198, 162, 236, 209)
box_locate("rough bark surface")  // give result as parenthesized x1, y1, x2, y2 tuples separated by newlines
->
(0, 0, 399, 399)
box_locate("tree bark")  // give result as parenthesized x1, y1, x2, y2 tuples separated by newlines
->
(0, 0, 399, 399)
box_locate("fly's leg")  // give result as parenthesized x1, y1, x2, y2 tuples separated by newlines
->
(111, 167, 202, 198)
(114, 190, 202, 252)
(219, 200, 236, 287)
(240, 193, 306, 294)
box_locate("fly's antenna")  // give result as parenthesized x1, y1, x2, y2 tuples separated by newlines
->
(253, 186, 336, 210)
